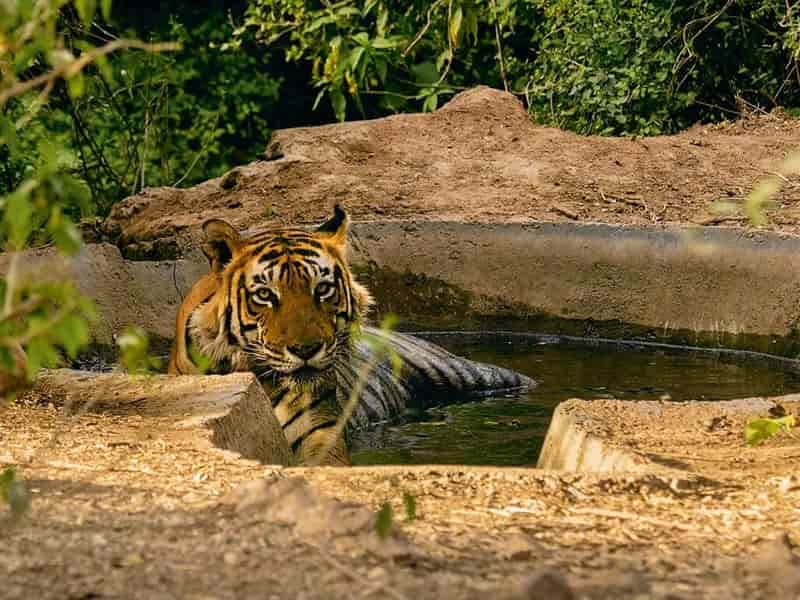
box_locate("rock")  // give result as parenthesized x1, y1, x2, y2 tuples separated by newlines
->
(749, 533, 800, 594)
(32, 369, 292, 466)
(228, 477, 375, 538)
(219, 168, 241, 190)
(778, 475, 800, 494)
(576, 571, 650, 598)
(515, 569, 574, 600)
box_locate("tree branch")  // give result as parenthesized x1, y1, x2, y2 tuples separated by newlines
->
(0, 39, 179, 107)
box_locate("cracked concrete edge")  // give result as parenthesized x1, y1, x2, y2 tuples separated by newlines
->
(536, 396, 783, 472)
(536, 399, 653, 472)
(33, 369, 293, 466)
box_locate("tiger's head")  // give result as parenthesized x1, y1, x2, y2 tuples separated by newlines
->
(180, 206, 372, 387)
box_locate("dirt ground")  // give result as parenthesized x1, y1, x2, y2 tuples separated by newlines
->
(2, 390, 800, 599)
(100, 86, 800, 259)
(5, 87, 800, 598)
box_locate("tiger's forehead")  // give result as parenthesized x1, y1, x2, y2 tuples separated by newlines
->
(238, 228, 339, 285)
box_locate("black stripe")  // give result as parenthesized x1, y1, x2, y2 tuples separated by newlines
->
(291, 420, 338, 453)
(280, 393, 331, 430)
(291, 248, 320, 257)
(258, 249, 283, 263)
(224, 304, 237, 345)
(270, 387, 290, 407)
(227, 273, 249, 347)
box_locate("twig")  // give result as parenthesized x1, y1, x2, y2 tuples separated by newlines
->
(570, 507, 693, 531)
(695, 215, 748, 226)
(434, 0, 455, 87)
(2, 252, 21, 317)
(173, 109, 222, 187)
(402, 0, 444, 57)
(1, 295, 44, 324)
(551, 205, 578, 220)
(308, 338, 391, 467)
(13, 78, 55, 130)
(309, 543, 409, 600)
(490, 0, 509, 92)
(0, 39, 179, 106)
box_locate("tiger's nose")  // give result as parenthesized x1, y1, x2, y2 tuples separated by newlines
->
(288, 342, 323, 360)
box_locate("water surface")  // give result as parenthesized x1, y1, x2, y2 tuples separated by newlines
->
(350, 333, 800, 466)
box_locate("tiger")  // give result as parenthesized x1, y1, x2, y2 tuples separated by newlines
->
(168, 206, 535, 465)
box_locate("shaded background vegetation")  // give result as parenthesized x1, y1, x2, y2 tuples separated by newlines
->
(3, 0, 800, 214)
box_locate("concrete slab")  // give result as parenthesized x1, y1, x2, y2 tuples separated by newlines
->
(32, 369, 292, 466)
(538, 396, 800, 476)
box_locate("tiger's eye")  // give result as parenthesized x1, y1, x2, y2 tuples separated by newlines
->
(316, 282, 334, 298)
(254, 288, 276, 305)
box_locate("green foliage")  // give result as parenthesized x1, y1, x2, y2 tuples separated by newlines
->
(745, 415, 796, 446)
(527, 0, 682, 135)
(375, 501, 393, 538)
(188, 344, 212, 375)
(0, 1, 138, 395)
(0, 466, 30, 519)
(403, 491, 416, 522)
(116, 326, 160, 374)
(62, 13, 281, 212)
(237, 0, 537, 120)
(240, 0, 800, 135)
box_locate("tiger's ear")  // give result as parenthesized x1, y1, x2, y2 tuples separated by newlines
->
(315, 204, 349, 248)
(201, 219, 241, 272)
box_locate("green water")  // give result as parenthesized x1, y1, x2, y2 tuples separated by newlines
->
(349, 333, 800, 466)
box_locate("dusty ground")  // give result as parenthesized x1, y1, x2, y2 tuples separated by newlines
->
(2, 392, 800, 599)
(99, 86, 800, 259)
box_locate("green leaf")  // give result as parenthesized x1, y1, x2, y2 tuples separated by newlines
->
(94, 53, 114, 83)
(101, 0, 112, 20)
(745, 415, 796, 446)
(25, 336, 60, 380)
(423, 93, 438, 112)
(48, 48, 75, 69)
(352, 32, 370, 46)
(50, 219, 82, 256)
(307, 15, 336, 32)
(4, 185, 35, 249)
(449, 6, 463, 48)
(375, 502, 393, 539)
(312, 88, 327, 111)
(51, 314, 90, 358)
(0, 115, 19, 156)
(188, 344, 212, 375)
(370, 37, 396, 49)
(403, 492, 416, 522)
(67, 71, 86, 100)
(376, 8, 388, 35)
(0, 467, 14, 495)
(6, 478, 30, 517)
(349, 46, 365, 70)
(117, 326, 159, 375)
(363, 0, 379, 15)
(411, 62, 439, 85)
(1, 468, 30, 518)
(330, 88, 346, 122)
(75, 0, 97, 26)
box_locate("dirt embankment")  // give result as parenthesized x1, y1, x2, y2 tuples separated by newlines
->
(100, 86, 800, 259)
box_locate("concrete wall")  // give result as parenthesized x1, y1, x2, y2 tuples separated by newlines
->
(5, 221, 800, 351)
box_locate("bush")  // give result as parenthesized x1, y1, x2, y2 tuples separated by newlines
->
(240, 0, 800, 135)
(64, 9, 282, 213)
